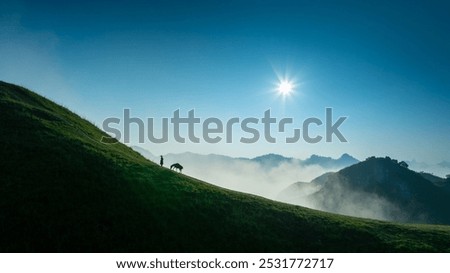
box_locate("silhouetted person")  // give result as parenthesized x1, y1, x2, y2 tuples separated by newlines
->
(160, 155, 164, 167)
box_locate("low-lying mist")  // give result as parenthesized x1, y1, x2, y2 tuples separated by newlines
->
(129, 149, 348, 200)
(280, 180, 414, 222)
(178, 156, 408, 222)
(135, 148, 450, 224)
(179, 157, 334, 199)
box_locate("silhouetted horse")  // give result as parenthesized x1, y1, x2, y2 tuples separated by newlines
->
(170, 163, 183, 173)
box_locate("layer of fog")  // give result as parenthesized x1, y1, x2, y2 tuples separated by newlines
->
(135, 148, 445, 223)
(279, 179, 416, 222)
(175, 154, 413, 222)
(163, 153, 336, 200)
(132, 147, 343, 200)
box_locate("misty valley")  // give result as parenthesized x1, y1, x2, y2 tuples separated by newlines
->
(135, 147, 450, 225)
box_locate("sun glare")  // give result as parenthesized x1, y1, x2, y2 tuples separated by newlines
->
(277, 80, 294, 95)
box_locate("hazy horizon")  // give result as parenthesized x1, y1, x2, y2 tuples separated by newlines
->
(132, 145, 450, 178)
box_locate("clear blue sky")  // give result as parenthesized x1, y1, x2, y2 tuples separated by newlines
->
(1, 0, 449, 162)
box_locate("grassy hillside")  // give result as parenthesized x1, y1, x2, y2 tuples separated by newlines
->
(1, 80, 450, 252)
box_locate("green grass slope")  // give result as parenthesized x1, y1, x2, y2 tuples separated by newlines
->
(1, 80, 450, 252)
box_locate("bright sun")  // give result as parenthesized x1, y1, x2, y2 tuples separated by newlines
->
(277, 80, 294, 95)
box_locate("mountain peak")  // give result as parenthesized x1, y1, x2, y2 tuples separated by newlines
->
(251, 153, 293, 168)
(304, 153, 358, 168)
(280, 155, 450, 224)
(339, 153, 354, 159)
(252, 153, 292, 160)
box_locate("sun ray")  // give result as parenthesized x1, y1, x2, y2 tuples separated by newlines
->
(277, 80, 294, 95)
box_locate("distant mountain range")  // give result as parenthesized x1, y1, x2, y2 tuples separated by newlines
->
(132, 147, 360, 199)
(279, 156, 450, 224)
(132, 147, 360, 170)
(133, 145, 450, 180)
(407, 159, 450, 177)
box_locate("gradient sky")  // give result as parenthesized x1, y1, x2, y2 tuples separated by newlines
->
(1, 0, 449, 163)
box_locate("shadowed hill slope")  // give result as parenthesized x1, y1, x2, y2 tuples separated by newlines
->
(1, 80, 450, 252)
(279, 157, 450, 224)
